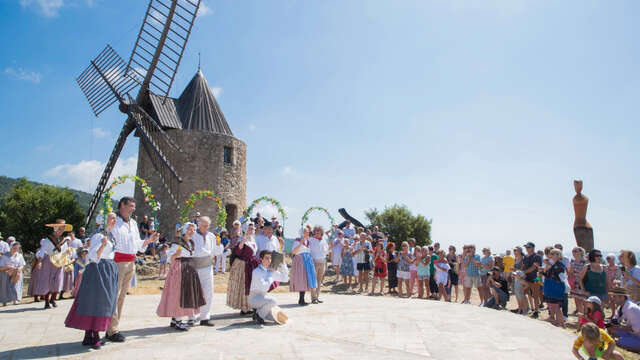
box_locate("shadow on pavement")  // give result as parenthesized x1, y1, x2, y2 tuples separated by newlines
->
(0, 341, 89, 359)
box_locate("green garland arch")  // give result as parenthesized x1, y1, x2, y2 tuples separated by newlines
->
(244, 196, 286, 228)
(180, 190, 226, 229)
(103, 175, 160, 228)
(301, 206, 335, 228)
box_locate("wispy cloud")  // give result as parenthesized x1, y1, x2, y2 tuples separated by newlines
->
(212, 86, 222, 98)
(19, 0, 64, 17)
(248, 124, 256, 132)
(282, 166, 295, 175)
(198, 1, 213, 16)
(4, 67, 41, 83)
(91, 127, 111, 139)
(44, 156, 138, 198)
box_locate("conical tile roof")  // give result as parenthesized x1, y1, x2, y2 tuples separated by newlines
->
(176, 70, 233, 135)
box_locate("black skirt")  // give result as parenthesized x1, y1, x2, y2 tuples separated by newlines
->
(387, 262, 398, 288)
(180, 258, 206, 309)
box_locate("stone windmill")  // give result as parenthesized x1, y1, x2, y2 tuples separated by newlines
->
(76, 0, 246, 235)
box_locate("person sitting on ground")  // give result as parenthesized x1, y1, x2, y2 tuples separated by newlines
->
(608, 286, 640, 353)
(249, 250, 289, 325)
(572, 322, 623, 360)
(579, 296, 606, 331)
(484, 266, 509, 309)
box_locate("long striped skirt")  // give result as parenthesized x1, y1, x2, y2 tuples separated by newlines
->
(290, 253, 317, 292)
(62, 269, 74, 292)
(226, 259, 249, 311)
(65, 259, 118, 331)
(33, 255, 63, 295)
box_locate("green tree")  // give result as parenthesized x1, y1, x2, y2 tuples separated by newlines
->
(0, 178, 85, 253)
(365, 204, 432, 247)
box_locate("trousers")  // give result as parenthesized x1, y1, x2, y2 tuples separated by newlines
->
(194, 265, 213, 321)
(311, 259, 326, 300)
(215, 253, 226, 273)
(248, 293, 278, 322)
(107, 261, 134, 336)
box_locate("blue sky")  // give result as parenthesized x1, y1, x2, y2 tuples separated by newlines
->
(1, 0, 638, 252)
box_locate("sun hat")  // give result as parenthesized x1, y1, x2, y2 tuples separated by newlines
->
(608, 286, 628, 297)
(46, 219, 73, 232)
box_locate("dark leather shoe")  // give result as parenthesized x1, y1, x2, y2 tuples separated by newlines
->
(44, 302, 51, 309)
(298, 301, 308, 306)
(312, 299, 319, 304)
(200, 320, 215, 327)
(50, 300, 57, 308)
(106, 332, 125, 342)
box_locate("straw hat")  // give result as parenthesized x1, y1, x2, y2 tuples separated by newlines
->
(45, 219, 73, 232)
(608, 286, 628, 297)
(271, 306, 288, 325)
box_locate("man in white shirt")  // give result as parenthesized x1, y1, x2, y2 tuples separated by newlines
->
(611, 287, 640, 352)
(190, 216, 223, 326)
(309, 226, 329, 304)
(249, 250, 289, 325)
(69, 232, 84, 249)
(106, 197, 158, 343)
(255, 223, 282, 254)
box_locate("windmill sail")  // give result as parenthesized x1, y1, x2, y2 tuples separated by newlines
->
(127, 0, 201, 100)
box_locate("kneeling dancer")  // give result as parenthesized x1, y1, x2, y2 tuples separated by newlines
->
(249, 250, 289, 325)
(156, 223, 206, 331)
(64, 213, 119, 350)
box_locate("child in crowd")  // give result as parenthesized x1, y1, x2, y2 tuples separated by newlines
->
(371, 243, 387, 295)
(578, 296, 605, 331)
(435, 251, 451, 301)
(408, 246, 421, 297)
(571, 322, 623, 360)
(157, 244, 168, 279)
(340, 238, 355, 286)
(397, 241, 413, 298)
(416, 249, 430, 299)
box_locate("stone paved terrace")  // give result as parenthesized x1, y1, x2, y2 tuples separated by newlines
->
(0, 293, 576, 359)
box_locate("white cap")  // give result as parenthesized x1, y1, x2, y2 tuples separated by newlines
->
(586, 296, 602, 306)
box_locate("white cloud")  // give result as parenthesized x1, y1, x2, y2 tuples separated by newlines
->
(282, 166, 295, 175)
(4, 67, 41, 83)
(19, 0, 64, 17)
(248, 124, 256, 132)
(91, 127, 111, 139)
(198, 2, 212, 16)
(212, 86, 222, 98)
(44, 156, 138, 198)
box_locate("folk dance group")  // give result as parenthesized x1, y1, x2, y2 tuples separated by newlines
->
(32, 196, 322, 350)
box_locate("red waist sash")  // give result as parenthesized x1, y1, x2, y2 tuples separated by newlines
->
(114, 252, 135, 263)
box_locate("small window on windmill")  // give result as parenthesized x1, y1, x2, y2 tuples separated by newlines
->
(224, 146, 233, 165)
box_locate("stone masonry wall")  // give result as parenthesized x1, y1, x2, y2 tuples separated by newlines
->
(134, 129, 247, 237)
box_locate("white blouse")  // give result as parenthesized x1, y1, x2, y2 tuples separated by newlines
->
(166, 240, 197, 261)
(293, 238, 311, 254)
(39, 237, 70, 257)
(0, 252, 26, 268)
(87, 233, 114, 262)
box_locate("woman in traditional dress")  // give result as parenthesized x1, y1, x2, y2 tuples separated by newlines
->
(290, 227, 317, 306)
(226, 222, 259, 315)
(0, 242, 26, 306)
(156, 223, 206, 331)
(37, 219, 73, 309)
(64, 213, 119, 350)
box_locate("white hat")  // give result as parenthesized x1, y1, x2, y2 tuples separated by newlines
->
(586, 296, 602, 306)
(181, 222, 196, 234)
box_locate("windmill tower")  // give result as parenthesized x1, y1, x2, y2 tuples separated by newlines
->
(76, 0, 247, 235)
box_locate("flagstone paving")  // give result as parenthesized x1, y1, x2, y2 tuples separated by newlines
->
(0, 293, 576, 359)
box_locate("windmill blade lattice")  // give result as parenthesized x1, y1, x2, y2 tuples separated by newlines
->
(76, 45, 144, 116)
(127, 0, 201, 100)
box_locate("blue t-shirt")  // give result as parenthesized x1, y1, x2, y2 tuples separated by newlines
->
(466, 254, 481, 277)
(480, 255, 494, 275)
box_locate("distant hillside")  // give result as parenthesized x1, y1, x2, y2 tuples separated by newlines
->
(0, 175, 93, 212)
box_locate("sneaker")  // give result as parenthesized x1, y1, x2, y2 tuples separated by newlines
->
(106, 332, 126, 342)
(175, 322, 189, 331)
